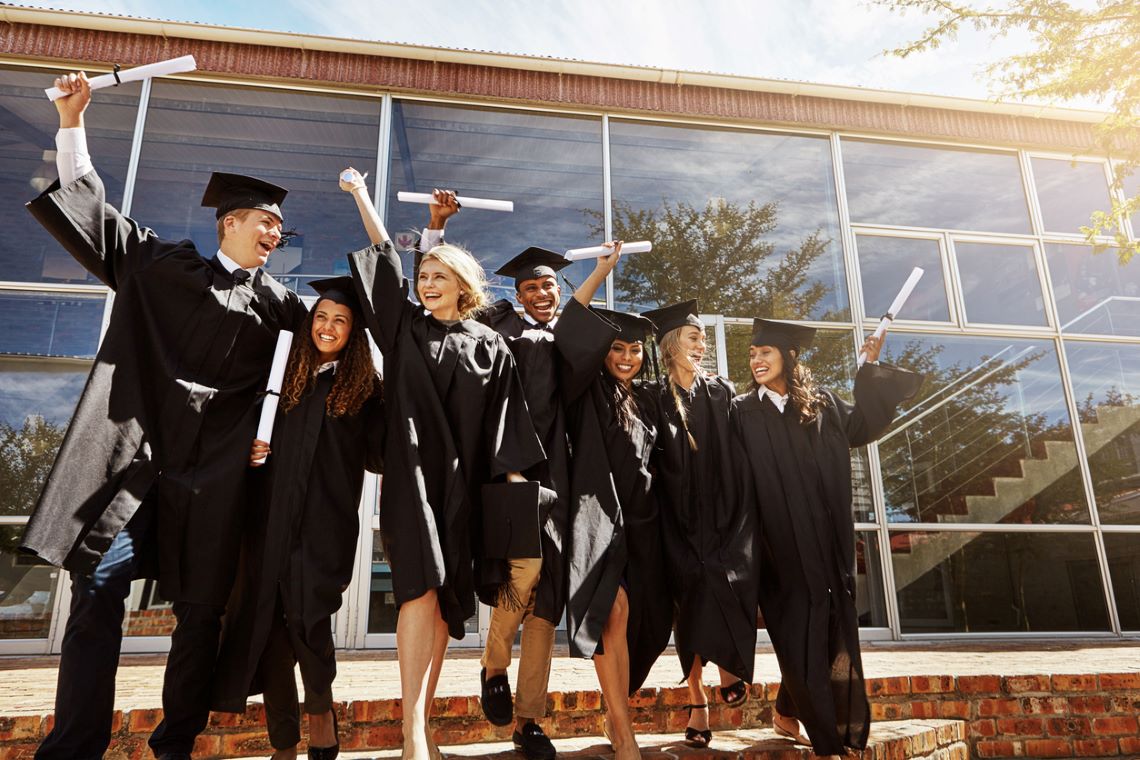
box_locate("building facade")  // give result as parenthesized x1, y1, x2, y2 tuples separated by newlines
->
(1, 7, 1138, 654)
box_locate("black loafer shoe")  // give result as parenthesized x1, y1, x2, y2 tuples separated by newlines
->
(480, 667, 514, 726)
(513, 721, 556, 760)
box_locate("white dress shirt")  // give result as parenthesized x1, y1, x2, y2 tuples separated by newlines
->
(55, 127, 93, 185)
(757, 384, 789, 413)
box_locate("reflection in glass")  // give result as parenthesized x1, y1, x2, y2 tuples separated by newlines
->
(892, 531, 1108, 633)
(385, 101, 604, 305)
(879, 334, 1089, 524)
(609, 120, 846, 320)
(1103, 534, 1140, 630)
(1031, 157, 1112, 236)
(1065, 342, 1140, 525)
(842, 139, 1030, 234)
(0, 291, 105, 358)
(0, 66, 138, 284)
(1124, 170, 1140, 238)
(1046, 243, 1140, 336)
(954, 242, 1047, 326)
(123, 579, 174, 636)
(129, 81, 381, 296)
(855, 236, 949, 322)
(0, 526, 57, 639)
(855, 531, 888, 627)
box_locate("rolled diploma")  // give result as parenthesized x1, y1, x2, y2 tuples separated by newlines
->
(45, 55, 197, 101)
(565, 241, 653, 261)
(858, 267, 924, 367)
(254, 330, 294, 461)
(396, 191, 514, 213)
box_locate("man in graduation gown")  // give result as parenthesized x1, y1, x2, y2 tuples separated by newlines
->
(731, 319, 922, 756)
(416, 201, 569, 760)
(19, 72, 307, 760)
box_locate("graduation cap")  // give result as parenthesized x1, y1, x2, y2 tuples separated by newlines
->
(595, 308, 656, 343)
(494, 247, 570, 289)
(750, 318, 817, 353)
(642, 299, 703, 344)
(309, 276, 361, 317)
(200, 172, 288, 220)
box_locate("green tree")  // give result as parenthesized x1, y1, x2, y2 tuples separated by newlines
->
(876, 0, 1140, 259)
(0, 416, 65, 518)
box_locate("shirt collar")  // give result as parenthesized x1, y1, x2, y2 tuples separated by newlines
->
(317, 360, 339, 374)
(522, 312, 557, 329)
(757, 384, 789, 413)
(215, 250, 259, 280)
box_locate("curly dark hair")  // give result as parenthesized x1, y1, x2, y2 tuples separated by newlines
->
(280, 307, 381, 418)
(752, 347, 827, 426)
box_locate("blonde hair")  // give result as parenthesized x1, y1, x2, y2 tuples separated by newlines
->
(659, 326, 700, 451)
(420, 243, 488, 319)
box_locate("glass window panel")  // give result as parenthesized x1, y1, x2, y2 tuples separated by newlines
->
(856, 531, 889, 627)
(0, 291, 104, 358)
(128, 81, 381, 296)
(1065, 342, 1140, 524)
(954, 241, 1047, 326)
(0, 526, 59, 639)
(385, 101, 604, 306)
(855, 235, 950, 322)
(1047, 243, 1140, 336)
(1103, 534, 1140, 630)
(0, 66, 138, 284)
(609, 120, 847, 320)
(123, 579, 173, 637)
(891, 531, 1109, 633)
(0, 356, 90, 517)
(1123, 169, 1140, 238)
(879, 334, 1089, 525)
(368, 531, 480, 636)
(842, 139, 1031, 234)
(1031, 157, 1113, 236)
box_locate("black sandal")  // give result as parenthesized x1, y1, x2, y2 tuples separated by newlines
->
(718, 680, 749, 706)
(683, 704, 712, 748)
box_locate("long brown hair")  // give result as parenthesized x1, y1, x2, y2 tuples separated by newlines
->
(280, 306, 381, 417)
(753, 347, 827, 426)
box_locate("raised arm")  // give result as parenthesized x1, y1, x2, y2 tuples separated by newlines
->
(339, 167, 391, 246)
(571, 241, 621, 307)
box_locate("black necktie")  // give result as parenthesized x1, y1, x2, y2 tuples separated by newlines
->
(232, 269, 251, 286)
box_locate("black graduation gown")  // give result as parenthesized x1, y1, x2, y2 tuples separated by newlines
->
(19, 171, 306, 606)
(652, 375, 757, 684)
(560, 300, 673, 694)
(212, 370, 384, 712)
(731, 363, 922, 754)
(348, 242, 545, 639)
(476, 299, 568, 624)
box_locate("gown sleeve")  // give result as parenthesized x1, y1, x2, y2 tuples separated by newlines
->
(483, 334, 546, 478)
(834, 362, 925, 447)
(347, 241, 413, 354)
(553, 299, 620, 403)
(25, 171, 177, 290)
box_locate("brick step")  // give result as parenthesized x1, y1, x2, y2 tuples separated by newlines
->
(221, 720, 968, 760)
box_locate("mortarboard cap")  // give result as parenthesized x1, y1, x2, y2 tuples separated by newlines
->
(596, 308, 655, 343)
(201, 172, 288, 220)
(309, 276, 361, 316)
(750, 318, 817, 353)
(642, 299, 703, 344)
(494, 247, 571, 289)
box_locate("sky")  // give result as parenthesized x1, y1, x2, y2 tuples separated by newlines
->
(15, 0, 1094, 108)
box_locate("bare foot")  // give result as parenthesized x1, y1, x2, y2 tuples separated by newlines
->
(687, 703, 709, 733)
(401, 723, 433, 760)
(308, 709, 337, 748)
(772, 712, 810, 745)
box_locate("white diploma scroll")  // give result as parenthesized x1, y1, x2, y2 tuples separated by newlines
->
(858, 267, 924, 367)
(45, 55, 198, 101)
(396, 191, 514, 213)
(254, 330, 294, 462)
(565, 241, 653, 261)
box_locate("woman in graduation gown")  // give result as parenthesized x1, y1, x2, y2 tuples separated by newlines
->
(561, 249, 673, 760)
(641, 300, 756, 748)
(339, 170, 545, 760)
(731, 319, 921, 758)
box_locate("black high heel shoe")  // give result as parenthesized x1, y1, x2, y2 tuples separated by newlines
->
(683, 704, 712, 748)
(718, 680, 749, 706)
(307, 709, 339, 760)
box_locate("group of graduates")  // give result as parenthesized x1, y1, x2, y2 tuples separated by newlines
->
(20, 72, 922, 760)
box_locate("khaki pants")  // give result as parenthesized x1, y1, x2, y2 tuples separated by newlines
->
(480, 558, 555, 719)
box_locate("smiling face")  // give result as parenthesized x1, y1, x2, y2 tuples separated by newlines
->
(417, 258, 463, 320)
(605, 339, 644, 386)
(310, 299, 354, 363)
(674, 325, 707, 369)
(221, 209, 282, 269)
(749, 344, 788, 393)
(515, 275, 561, 324)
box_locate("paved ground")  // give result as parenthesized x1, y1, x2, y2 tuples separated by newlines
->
(3, 640, 1139, 716)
